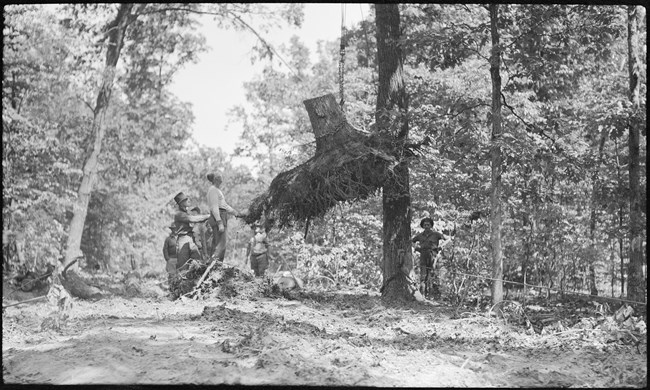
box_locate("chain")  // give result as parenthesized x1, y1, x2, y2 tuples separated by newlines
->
(339, 4, 346, 110)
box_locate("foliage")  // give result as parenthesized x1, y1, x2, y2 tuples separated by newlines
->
(2, 4, 646, 301)
(2, 4, 300, 274)
(271, 201, 384, 289)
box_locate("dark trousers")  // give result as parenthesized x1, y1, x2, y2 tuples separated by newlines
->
(418, 248, 440, 297)
(166, 257, 178, 276)
(176, 235, 201, 270)
(250, 252, 269, 277)
(211, 209, 228, 261)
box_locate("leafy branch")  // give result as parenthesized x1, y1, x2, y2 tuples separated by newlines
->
(500, 92, 555, 143)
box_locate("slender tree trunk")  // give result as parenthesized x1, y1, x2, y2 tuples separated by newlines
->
(587, 127, 608, 296)
(63, 4, 136, 267)
(614, 136, 626, 296)
(610, 240, 616, 297)
(619, 235, 625, 296)
(489, 4, 504, 305)
(375, 4, 419, 301)
(626, 5, 645, 303)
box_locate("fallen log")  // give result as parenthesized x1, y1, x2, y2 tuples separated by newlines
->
(62, 270, 104, 300)
(2, 295, 47, 309)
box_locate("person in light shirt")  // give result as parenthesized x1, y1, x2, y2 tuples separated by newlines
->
(247, 223, 269, 277)
(206, 172, 245, 262)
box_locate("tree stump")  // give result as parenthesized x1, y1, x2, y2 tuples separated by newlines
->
(303, 94, 352, 152)
(245, 93, 397, 227)
(124, 270, 142, 297)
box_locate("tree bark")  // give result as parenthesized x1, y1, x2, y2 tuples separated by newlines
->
(587, 127, 608, 296)
(63, 4, 136, 267)
(626, 5, 645, 303)
(303, 94, 349, 152)
(375, 4, 420, 301)
(489, 4, 504, 306)
(614, 137, 626, 296)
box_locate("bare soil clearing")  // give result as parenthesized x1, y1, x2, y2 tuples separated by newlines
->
(2, 286, 646, 387)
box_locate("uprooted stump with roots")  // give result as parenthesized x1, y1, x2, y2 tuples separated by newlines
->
(244, 93, 399, 228)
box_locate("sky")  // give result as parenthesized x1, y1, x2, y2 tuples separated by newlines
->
(169, 3, 369, 167)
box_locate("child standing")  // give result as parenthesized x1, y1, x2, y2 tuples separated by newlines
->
(247, 223, 269, 277)
(412, 214, 445, 298)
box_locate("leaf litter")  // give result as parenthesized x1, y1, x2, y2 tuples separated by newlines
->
(2, 277, 647, 387)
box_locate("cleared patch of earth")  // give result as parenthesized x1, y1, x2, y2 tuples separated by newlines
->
(2, 289, 646, 386)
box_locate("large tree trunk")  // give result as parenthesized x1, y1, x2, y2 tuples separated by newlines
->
(489, 4, 504, 305)
(375, 4, 420, 301)
(63, 4, 136, 268)
(626, 5, 645, 304)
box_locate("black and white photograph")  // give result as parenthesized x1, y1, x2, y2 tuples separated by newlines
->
(2, 3, 647, 387)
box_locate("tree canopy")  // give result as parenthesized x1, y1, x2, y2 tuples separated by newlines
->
(2, 4, 646, 302)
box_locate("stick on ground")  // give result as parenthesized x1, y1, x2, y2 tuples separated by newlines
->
(184, 259, 219, 297)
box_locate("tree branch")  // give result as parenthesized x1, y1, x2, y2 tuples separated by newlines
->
(447, 102, 491, 119)
(500, 92, 555, 143)
(224, 10, 304, 82)
(133, 5, 304, 81)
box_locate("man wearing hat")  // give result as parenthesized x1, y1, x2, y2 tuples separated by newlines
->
(412, 213, 445, 298)
(173, 192, 210, 271)
(163, 223, 178, 278)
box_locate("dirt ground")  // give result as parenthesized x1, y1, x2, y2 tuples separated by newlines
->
(2, 280, 647, 387)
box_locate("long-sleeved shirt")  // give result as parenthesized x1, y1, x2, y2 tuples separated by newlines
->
(174, 210, 194, 236)
(207, 185, 236, 223)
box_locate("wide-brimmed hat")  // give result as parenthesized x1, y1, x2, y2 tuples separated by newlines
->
(174, 192, 189, 205)
(420, 217, 434, 228)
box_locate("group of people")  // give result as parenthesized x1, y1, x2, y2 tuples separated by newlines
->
(162, 173, 445, 298)
(162, 172, 270, 284)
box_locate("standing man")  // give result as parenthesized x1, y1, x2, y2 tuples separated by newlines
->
(206, 172, 245, 262)
(173, 192, 210, 271)
(162, 223, 178, 279)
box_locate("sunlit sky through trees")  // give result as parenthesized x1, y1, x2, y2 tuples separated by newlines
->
(170, 4, 369, 167)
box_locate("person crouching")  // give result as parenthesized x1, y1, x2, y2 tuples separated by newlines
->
(173, 192, 210, 272)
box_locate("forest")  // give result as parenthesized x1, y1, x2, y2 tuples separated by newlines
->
(2, 3, 647, 387)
